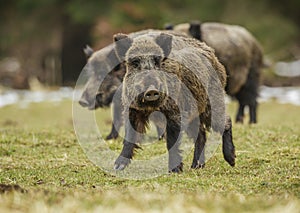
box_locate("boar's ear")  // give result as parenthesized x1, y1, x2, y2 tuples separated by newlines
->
(113, 33, 133, 61)
(83, 45, 94, 59)
(189, 21, 201, 41)
(164, 23, 174, 30)
(155, 33, 172, 58)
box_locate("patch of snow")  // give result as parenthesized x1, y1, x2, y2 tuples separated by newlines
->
(274, 60, 300, 77)
(259, 86, 300, 106)
(0, 87, 76, 108)
(1, 86, 300, 108)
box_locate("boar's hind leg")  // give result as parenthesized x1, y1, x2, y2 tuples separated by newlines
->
(156, 125, 165, 140)
(149, 111, 166, 140)
(249, 101, 257, 124)
(166, 119, 183, 173)
(235, 103, 245, 124)
(236, 65, 260, 124)
(114, 109, 145, 170)
(106, 101, 123, 140)
(190, 122, 206, 169)
(222, 116, 236, 166)
(185, 117, 205, 169)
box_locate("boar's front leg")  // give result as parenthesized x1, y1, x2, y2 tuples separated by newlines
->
(166, 118, 183, 173)
(106, 100, 123, 140)
(114, 108, 146, 170)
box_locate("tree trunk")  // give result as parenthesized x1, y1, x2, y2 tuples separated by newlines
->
(61, 16, 92, 86)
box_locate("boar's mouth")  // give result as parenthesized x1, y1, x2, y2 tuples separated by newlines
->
(135, 92, 166, 110)
(80, 90, 117, 110)
(83, 99, 109, 110)
(94, 91, 115, 108)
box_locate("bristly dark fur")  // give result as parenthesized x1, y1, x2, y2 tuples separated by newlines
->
(112, 31, 235, 172)
(166, 21, 263, 124)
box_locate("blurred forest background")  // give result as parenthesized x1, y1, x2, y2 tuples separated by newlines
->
(0, 0, 299, 88)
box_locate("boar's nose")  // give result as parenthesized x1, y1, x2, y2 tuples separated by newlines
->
(144, 85, 160, 102)
(79, 98, 90, 107)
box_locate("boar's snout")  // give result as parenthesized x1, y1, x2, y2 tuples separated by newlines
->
(129, 70, 167, 109)
(144, 85, 160, 102)
(79, 92, 96, 110)
(79, 98, 90, 107)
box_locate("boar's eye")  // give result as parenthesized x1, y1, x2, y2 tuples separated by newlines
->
(129, 58, 140, 69)
(153, 56, 162, 67)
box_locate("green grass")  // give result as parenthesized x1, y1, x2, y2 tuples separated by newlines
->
(0, 100, 300, 212)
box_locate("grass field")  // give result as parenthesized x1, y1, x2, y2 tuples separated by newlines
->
(0, 99, 299, 212)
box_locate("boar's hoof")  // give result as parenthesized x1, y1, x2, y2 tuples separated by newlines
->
(106, 132, 119, 140)
(169, 162, 183, 173)
(114, 156, 131, 170)
(191, 161, 205, 169)
(158, 132, 165, 140)
(224, 153, 235, 167)
(235, 116, 244, 124)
